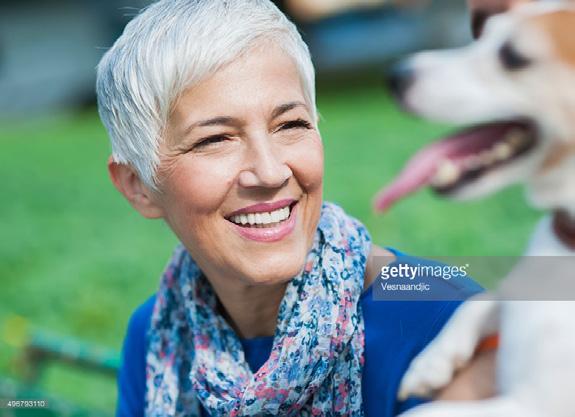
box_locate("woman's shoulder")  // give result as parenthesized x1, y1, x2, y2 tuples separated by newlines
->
(360, 291, 463, 416)
(116, 295, 156, 417)
(120, 294, 156, 358)
(360, 247, 484, 416)
(129, 294, 156, 333)
(361, 247, 472, 346)
(363, 244, 395, 291)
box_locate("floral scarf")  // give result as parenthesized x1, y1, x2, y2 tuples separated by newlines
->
(145, 202, 371, 416)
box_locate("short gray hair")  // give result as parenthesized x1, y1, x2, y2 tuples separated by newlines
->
(96, 0, 316, 189)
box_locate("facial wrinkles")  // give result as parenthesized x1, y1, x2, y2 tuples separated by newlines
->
(158, 102, 315, 216)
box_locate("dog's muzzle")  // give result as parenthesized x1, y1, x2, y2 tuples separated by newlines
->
(385, 60, 415, 102)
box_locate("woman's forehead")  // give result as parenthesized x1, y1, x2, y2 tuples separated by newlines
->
(165, 46, 309, 139)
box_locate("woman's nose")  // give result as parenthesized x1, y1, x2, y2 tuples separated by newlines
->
(238, 140, 292, 189)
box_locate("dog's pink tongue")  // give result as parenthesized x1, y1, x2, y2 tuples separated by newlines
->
(373, 121, 526, 212)
(373, 139, 451, 212)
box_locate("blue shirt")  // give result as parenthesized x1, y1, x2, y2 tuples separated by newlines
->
(116, 252, 482, 416)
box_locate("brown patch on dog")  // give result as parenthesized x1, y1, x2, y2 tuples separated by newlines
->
(532, 8, 575, 175)
(540, 141, 575, 173)
(532, 9, 575, 68)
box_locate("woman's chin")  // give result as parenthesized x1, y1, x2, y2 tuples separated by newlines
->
(225, 222, 316, 285)
(237, 256, 308, 286)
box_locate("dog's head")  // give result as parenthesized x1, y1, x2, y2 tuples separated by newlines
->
(375, 1, 575, 214)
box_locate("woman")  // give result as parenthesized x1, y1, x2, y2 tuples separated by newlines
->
(97, 1, 489, 416)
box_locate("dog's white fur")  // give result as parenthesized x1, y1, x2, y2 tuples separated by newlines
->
(396, 3, 575, 416)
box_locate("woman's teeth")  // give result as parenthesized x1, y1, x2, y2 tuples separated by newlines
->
(230, 206, 291, 227)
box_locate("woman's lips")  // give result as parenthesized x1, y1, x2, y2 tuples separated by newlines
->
(229, 202, 298, 243)
(227, 198, 296, 217)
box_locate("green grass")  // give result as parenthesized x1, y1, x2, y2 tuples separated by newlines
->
(0, 84, 541, 412)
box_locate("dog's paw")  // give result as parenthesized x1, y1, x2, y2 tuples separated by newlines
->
(398, 353, 454, 400)
(397, 342, 471, 400)
(398, 298, 499, 401)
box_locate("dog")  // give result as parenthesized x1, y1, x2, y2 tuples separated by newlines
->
(374, 2, 575, 416)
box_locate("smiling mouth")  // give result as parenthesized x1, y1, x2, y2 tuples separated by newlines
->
(374, 119, 539, 211)
(226, 201, 298, 228)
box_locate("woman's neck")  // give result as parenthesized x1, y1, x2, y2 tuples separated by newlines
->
(202, 244, 394, 339)
(208, 276, 288, 339)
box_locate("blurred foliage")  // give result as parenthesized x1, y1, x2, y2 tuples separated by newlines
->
(0, 85, 540, 412)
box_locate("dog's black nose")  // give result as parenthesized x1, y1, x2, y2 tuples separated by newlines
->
(386, 61, 415, 100)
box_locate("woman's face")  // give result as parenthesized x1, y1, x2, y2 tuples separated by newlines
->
(152, 44, 324, 286)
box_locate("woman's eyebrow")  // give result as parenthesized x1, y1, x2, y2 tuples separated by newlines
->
(181, 101, 306, 137)
(271, 101, 307, 120)
(183, 116, 238, 136)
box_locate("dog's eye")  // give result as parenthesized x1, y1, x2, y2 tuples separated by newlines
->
(499, 41, 531, 71)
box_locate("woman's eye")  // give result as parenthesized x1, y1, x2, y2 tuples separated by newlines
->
(193, 135, 229, 149)
(278, 119, 312, 131)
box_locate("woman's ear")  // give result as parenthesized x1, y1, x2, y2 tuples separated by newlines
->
(107, 156, 164, 219)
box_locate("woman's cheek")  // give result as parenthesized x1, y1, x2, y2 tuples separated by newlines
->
(290, 134, 324, 191)
(165, 156, 237, 214)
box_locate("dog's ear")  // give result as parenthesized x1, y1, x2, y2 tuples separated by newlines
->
(469, 0, 532, 39)
(471, 10, 489, 39)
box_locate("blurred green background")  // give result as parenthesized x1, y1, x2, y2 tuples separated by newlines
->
(0, 84, 541, 414)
